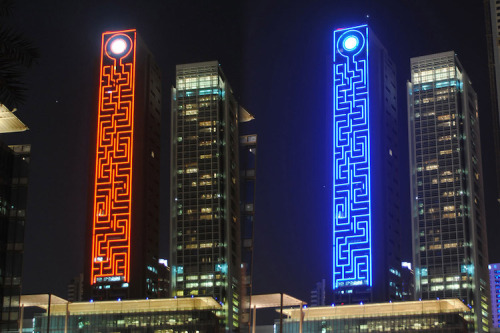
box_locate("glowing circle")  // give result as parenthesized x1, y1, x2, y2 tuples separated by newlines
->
(343, 36, 359, 51)
(110, 38, 127, 55)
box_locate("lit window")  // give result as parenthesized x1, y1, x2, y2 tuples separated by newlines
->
(438, 135, 452, 141)
(201, 207, 212, 213)
(200, 154, 212, 159)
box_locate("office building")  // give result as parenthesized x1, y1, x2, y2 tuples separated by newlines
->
(332, 25, 402, 304)
(401, 262, 415, 301)
(276, 299, 471, 332)
(239, 108, 256, 328)
(408, 51, 490, 332)
(0, 103, 30, 333)
(30, 296, 222, 332)
(170, 61, 241, 330)
(485, 0, 500, 202)
(489, 263, 500, 330)
(310, 279, 326, 307)
(0, 142, 30, 333)
(67, 273, 84, 302)
(85, 29, 161, 301)
(157, 259, 171, 298)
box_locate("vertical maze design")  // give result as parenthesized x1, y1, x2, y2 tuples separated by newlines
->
(333, 26, 372, 289)
(91, 31, 136, 284)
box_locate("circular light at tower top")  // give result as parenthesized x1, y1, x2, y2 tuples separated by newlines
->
(110, 38, 127, 55)
(343, 36, 359, 51)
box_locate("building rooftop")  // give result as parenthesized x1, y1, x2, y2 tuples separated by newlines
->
(246, 293, 305, 309)
(21, 295, 222, 314)
(0, 104, 28, 133)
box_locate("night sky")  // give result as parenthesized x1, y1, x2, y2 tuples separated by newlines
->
(3, 0, 498, 305)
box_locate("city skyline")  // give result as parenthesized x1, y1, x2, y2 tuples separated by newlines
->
(3, 0, 497, 307)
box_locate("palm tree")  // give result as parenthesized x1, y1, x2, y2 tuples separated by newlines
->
(0, 0, 39, 111)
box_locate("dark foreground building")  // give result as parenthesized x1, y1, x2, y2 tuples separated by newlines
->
(33, 297, 222, 333)
(332, 25, 401, 304)
(0, 142, 30, 332)
(85, 29, 161, 301)
(276, 299, 470, 332)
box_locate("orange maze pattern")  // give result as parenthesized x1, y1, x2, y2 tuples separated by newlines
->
(91, 30, 136, 284)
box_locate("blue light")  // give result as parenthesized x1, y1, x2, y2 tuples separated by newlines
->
(343, 36, 359, 51)
(332, 25, 372, 290)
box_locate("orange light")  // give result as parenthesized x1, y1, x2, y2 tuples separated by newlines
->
(91, 29, 137, 285)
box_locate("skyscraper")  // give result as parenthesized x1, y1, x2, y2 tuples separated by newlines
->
(238, 109, 256, 329)
(332, 25, 402, 304)
(85, 29, 161, 301)
(408, 51, 490, 332)
(485, 0, 500, 203)
(170, 61, 241, 331)
(0, 141, 30, 333)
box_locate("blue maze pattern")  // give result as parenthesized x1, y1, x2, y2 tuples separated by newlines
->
(333, 26, 372, 289)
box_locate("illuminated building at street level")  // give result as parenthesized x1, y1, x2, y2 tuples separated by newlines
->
(276, 299, 471, 332)
(30, 296, 223, 332)
(332, 25, 401, 304)
(170, 61, 241, 331)
(488, 264, 500, 330)
(85, 29, 161, 301)
(408, 52, 490, 333)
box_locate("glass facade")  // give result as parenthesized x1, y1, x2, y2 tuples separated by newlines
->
(408, 52, 490, 332)
(33, 298, 222, 333)
(276, 299, 470, 333)
(0, 144, 30, 333)
(276, 312, 468, 333)
(170, 61, 241, 330)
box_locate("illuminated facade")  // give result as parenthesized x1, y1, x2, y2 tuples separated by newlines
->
(85, 29, 161, 301)
(488, 263, 500, 330)
(408, 51, 490, 332)
(276, 299, 471, 332)
(33, 297, 223, 332)
(332, 25, 401, 304)
(170, 61, 241, 331)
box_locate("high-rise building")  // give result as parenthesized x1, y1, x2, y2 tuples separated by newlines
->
(85, 29, 161, 301)
(170, 61, 241, 330)
(238, 108, 256, 329)
(310, 279, 326, 307)
(489, 263, 500, 331)
(401, 262, 415, 301)
(157, 259, 170, 298)
(332, 25, 402, 304)
(485, 0, 500, 203)
(67, 273, 84, 302)
(0, 141, 30, 333)
(408, 51, 490, 332)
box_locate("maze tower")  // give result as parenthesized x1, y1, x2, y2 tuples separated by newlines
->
(86, 29, 161, 300)
(333, 25, 401, 304)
